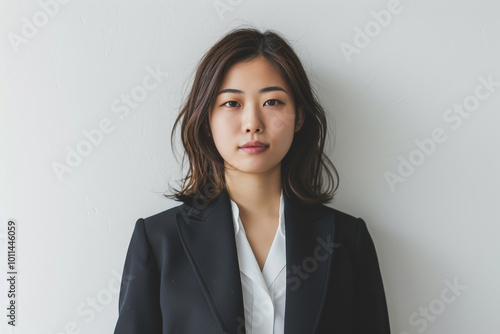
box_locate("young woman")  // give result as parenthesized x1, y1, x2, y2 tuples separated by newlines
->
(114, 28, 390, 334)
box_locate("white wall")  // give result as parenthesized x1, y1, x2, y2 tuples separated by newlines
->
(1, 0, 499, 333)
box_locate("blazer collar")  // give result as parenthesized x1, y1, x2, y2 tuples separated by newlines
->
(175, 189, 336, 334)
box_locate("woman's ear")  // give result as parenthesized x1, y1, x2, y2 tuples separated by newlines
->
(295, 106, 305, 132)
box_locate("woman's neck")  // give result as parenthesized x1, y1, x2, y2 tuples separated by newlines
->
(225, 164, 282, 219)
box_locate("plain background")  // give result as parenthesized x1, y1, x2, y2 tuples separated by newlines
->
(1, 0, 499, 333)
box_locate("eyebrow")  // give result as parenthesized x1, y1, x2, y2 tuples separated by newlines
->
(216, 86, 287, 96)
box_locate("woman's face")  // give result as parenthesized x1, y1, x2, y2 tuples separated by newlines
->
(209, 56, 304, 175)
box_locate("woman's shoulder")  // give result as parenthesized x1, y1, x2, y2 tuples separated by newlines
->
(316, 204, 379, 253)
(312, 202, 363, 225)
(140, 201, 190, 226)
(315, 203, 370, 237)
(329, 206, 363, 225)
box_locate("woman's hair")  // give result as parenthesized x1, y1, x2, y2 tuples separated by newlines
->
(165, 27, 338, 206)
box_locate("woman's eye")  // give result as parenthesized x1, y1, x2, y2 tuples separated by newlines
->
(222, 101, 240, 107)
(264, 99, 282, 106)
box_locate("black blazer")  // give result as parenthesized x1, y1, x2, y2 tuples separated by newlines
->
(114, 190, 390, 334)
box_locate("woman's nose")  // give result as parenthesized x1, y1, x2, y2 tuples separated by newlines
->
(242, 103, 264, 133)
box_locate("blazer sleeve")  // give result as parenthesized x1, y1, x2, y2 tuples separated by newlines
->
(353, 218, 391, 333)
(114, 218, 162, 334)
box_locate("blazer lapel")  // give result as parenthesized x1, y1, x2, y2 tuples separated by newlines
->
(176, 189, 336, 334)
(176, 190, 245, 334)
(283, 194, 336, 334)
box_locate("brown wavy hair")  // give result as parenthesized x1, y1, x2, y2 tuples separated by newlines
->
(165, 27, 338, 206)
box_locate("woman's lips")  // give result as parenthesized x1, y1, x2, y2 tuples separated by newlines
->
(239, 146, 269, 153)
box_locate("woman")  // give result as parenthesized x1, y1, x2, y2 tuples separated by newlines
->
(114, 27, 390, 334)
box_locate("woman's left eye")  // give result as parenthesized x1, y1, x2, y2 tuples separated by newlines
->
(222, 101, 240, 107)
(264, 99, 282, 106)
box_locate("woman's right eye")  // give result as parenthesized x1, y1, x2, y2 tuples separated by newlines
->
(222, 101, 240, 108)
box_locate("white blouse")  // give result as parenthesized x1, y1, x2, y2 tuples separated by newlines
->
(229, 189, 286, 334)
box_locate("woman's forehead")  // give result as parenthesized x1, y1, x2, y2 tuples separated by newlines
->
(218, 57, 291, 93)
